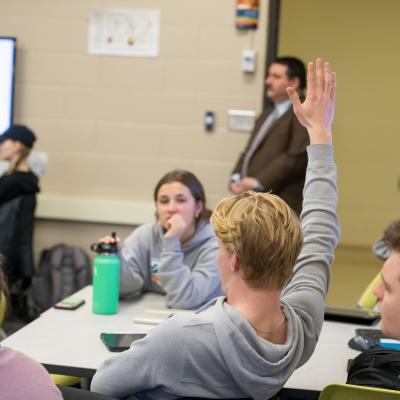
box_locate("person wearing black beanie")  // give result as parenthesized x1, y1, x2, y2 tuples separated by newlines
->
(0, 124, 40, 206)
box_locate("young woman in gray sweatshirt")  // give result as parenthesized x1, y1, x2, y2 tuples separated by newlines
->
(91, 59, 339, 400)
(111, 170, 223, 309)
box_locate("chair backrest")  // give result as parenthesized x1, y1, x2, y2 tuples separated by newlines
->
(319, 384, 400, 400)
(0, 194, 37, 282)
(357, 272, 381, 309)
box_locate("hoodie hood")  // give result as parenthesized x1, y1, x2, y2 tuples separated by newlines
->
(155, 220, 215, 251)
(208, 297, 306, 400)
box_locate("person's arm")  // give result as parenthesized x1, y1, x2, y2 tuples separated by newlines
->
(0, 174, 27, 205)
(91, 318, 183, 398)
(281, 59, 340, 362)
(281, 145, 339, 336)
(158, 231, 221, 309)
(0, 176, 12, 200)
(119, 225, 152, 298)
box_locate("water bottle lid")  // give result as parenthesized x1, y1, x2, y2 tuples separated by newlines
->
(91, 242, 118, 254)
(90, 232, 118, 254)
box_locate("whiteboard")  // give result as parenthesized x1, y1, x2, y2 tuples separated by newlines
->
(0, 37, 16, 134)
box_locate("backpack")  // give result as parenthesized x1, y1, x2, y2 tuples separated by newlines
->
(347, 346, 400, 390)
(26, 244, 92, 319)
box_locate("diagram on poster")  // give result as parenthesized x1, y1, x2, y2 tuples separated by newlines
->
(88, 9, 160, 57)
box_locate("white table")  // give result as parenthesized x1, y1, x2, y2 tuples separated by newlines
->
(2, 286, 363, 392)
(2, 286, 167, 377)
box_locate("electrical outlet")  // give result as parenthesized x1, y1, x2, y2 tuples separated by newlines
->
(227, 110, 256, 132)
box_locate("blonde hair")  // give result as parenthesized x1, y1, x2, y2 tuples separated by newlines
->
(211, 191, 303, 290)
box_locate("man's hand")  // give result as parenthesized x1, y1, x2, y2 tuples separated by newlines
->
(229, 181, 243, 194)
(229, 177, 260, 194)
(164, 214, 188, 238)
(287, 58, 336, 145)
(240, 177, 260, 191)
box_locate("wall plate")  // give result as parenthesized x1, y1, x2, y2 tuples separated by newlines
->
(227, 110, 256, 132)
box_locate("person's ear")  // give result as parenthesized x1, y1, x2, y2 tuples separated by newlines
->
(230, 254, 240, 272)
(194, 201, 203, 219)
(289, 76, 301, 92)
(14, 141, 23, 151)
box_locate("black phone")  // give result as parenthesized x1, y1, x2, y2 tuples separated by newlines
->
(355, 328, 383, 339)
(54, 298, 85, 310)
(100, 333, 146, 352)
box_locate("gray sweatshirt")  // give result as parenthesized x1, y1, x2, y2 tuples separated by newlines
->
(91, 144, 340, 400)
(119, 220, 223, 309)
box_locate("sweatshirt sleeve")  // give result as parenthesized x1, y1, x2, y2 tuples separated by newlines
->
(90, 318, 183, 398)
(119, 225, 152, 298)
(281, 145, 340, 351)
(158, 234, 221, 309)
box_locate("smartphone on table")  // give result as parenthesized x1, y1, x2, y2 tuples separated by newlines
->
(354, 328, 383, 339)
(54, 297, 85, 310)
(100, 333, 146, 352)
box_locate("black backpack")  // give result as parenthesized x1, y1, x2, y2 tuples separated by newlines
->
(347, 346, 400, 390)
(26, 244, 92, 319)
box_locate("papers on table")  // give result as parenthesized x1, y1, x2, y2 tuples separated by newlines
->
(133, 308, 194, 325)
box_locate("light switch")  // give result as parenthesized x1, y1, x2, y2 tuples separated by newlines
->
(242, 49, 256, 73)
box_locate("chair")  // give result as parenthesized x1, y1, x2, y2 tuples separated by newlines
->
(0, 196, 81, 386)
(319, 384, 400, 400)
(356, 272, 381, 309)
(52, 374, 81, 387)
(58, 385, 119, 399)
(356, 238, 391, 310)
(0, 194, 36, 285)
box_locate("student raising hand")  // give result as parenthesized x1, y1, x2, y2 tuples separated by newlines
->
(287, 58, 336, 145)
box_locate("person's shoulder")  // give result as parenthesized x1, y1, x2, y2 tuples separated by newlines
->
(129, 222, 155, 238)
(196, 220, 215, 238)
(188, 221, 218, 249)
(157, 298, 222, 336)
(1, 346, 47, 375)
(123, 223, 155, 248)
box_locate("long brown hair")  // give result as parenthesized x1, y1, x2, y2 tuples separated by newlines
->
(153, 170, 212, 222)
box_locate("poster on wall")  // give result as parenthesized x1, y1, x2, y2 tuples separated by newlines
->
(88, 9, 160, 57)
(235, 0, 259, 30)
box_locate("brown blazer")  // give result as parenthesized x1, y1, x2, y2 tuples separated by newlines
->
(232, 106, 309, 214)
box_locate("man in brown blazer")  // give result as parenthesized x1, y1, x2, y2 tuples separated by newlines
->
(229, 57, 309, 214)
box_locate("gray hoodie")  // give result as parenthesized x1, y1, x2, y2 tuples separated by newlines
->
(119, 220, 223, 309)
(91, 145, 340, 400)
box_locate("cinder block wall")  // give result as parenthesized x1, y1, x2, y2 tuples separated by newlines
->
(1, 0, 268, 258)
(3, 0, 267, 206)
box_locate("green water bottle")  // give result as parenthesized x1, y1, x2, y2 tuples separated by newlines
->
(91, 232, 120, 314)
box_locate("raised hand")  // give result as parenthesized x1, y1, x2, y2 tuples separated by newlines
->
(287, 58, 336, 145)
